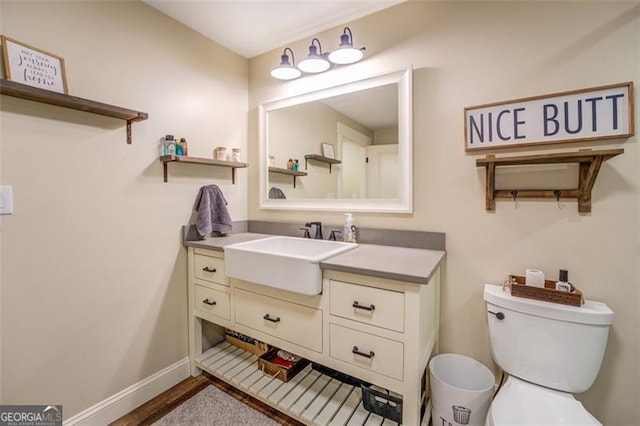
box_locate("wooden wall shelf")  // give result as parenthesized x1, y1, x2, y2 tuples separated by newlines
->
(304, 154, 341, 174)
(476, 148, 624, 213)
(160, 155, 247, 183)
(0, 79, 148, 144)
(269, 166, 307, 188)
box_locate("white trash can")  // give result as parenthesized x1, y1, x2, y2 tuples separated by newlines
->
(429, 354, 495, 426)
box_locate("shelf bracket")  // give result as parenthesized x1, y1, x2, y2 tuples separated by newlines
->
(485, 156, 496, 210)
(126, 120, 132, 144)
(163, 160, 168, 183)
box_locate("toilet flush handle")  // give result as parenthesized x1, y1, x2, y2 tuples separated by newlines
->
(488, 310, 505, 320)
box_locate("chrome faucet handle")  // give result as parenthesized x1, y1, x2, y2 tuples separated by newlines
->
(299, 227, 312, 239)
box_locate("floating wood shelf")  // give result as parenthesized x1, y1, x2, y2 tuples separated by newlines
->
(304, 154, 341, 174)
(0, 79, 148, 144)
(476, 148, 624, 213)
(269, 166, 307, 188)
(160, 155, 248, 183)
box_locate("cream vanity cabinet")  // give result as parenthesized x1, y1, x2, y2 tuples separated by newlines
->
(187, 246, 441, 426)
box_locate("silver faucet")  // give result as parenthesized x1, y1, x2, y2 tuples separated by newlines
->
(305, 222, 323, 239)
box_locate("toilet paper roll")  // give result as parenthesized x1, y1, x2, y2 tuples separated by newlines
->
(525, 269, 545, 287)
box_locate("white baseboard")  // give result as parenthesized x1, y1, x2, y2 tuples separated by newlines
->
(65, 357, 191, 426)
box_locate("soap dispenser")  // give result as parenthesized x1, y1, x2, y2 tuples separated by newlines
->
(344, 213, 357, 243)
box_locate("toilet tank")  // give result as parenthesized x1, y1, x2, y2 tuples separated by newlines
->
(483, 284, 613, 393)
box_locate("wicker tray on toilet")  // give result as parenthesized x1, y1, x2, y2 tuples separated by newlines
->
(506, 275, 584, 307)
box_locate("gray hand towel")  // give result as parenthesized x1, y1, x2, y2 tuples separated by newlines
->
(269, 187, 287, 199)
(194, 185, 233, 237)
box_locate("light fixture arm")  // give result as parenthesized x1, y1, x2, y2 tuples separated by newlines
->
(341, 27, 354, 45)
(309, 38, 323, 56)
(282, 47, 295, 65)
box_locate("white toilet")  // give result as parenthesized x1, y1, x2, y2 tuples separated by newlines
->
(483, 284, 614, 425)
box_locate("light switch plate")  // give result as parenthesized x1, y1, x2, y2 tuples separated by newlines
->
(0, 186, 14, 214)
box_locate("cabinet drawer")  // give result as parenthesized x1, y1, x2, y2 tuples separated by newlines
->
(194, 285, 230, 320)
(330, 280, 404, 332)
(329, 324, 403, 381)
(194, 254, 228, 286)
(235, 288, 322, 352)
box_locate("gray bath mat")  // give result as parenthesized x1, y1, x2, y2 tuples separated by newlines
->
(152, 385, 280, 426)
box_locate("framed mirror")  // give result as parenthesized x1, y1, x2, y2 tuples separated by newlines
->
(259, 67, 412, 213)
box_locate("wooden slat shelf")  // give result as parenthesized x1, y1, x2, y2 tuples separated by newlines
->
(160, 155, 248, 183)
(0, 79, 148, 144)
(304, 155, 341, 174)
(269, 166, 307, 188)
(195, 341, 402, 426)
(476, 148, 624, 213)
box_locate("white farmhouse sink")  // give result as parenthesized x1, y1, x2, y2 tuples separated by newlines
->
(224, 236, 358, 295)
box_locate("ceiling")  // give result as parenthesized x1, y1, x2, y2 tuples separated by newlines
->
(143, 0, 405, 59)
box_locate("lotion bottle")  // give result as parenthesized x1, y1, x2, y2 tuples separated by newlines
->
(344, 213, 357, 243)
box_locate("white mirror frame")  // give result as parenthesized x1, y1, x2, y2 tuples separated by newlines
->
(259, 67, 413, 213)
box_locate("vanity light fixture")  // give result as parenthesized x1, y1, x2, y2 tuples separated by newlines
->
(270, 29, 366, 80)
(270, 47, 302, 80)
(297, 38, 331, 74)
(327, 27, 365, 65)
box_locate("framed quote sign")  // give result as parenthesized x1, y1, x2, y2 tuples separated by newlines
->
(1, 35, 68, 94)
(464, 82, 634, 152)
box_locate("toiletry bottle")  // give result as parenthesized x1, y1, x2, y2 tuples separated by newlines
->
(165, 135, 176, 156)
(159, 136, 167, 157)
(344, 213, 357, 243)
(181, 138, 188, 156)
(293, 159, 299, 171)
(556, 269, 570, 292)
(287, 159, 293, 170)
(176, 138, 183, 156)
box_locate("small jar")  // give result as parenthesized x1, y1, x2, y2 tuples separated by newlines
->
(268, 155, 275, 167)
(214, 147, 227, 161)
(232, 148, 241, 162)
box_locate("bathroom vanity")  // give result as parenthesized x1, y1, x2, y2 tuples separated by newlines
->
(185, 233, 444, 426)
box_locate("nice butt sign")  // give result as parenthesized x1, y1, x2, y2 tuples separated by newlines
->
(465, 82, 634, 151)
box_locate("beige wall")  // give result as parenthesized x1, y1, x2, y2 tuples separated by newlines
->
(249, 2, 640, 423)
(0, 0, 247, 419)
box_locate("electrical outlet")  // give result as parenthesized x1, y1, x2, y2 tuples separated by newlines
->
(0, 186, 14, 215)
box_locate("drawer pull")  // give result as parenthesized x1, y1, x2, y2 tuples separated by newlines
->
(202, 298, 217, 306)
(263, 314, 281, 323)
(352, 301, 375, 311)
(202, 267, 217, 273)
(352, 346, 375, 359)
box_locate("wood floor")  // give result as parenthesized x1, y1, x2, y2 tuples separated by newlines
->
(110, 371, 303, 426)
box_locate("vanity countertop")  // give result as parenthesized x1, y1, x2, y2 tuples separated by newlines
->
(320, 243, 444, 284)
(184, 232, 444, 285)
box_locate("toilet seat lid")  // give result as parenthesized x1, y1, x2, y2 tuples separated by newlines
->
(490, 377, 601, 425)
